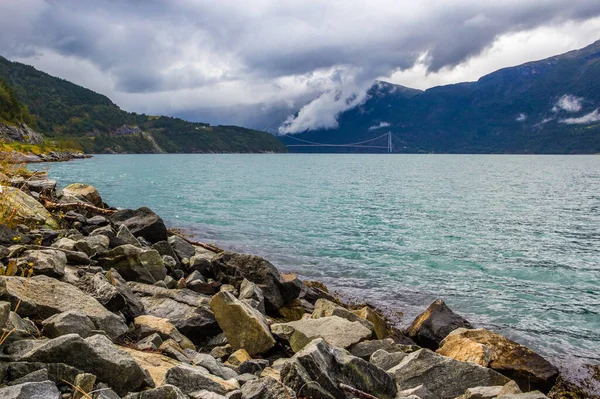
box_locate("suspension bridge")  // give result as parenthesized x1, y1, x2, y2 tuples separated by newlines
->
(285, 131, 394, 153)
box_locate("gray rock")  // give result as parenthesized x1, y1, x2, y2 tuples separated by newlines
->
(191, 390, 229, 399)
(312, 298, 374, 331)
(151, 241, 180, 266)
(238, 279, 265, 315)
(72, 373, 96, 399)
(168, 235, 196, 262)
(496, 393, 548, 399)
(191, 353, 238, 380)
(163, 255, 177, 269)
(41, 311, 96, 339)
(0, 300, 10, 327)
(0, 361, 82, 387)
(210, 291, 276, 356)
(407, 299, 473, 350)
(128, 282, 218, 342)
(159, 339, 190, 362)
(280, 338, 397, 399)
(237, 359, 270, 376)
(396, 384, 437, 399)
(0, 381, 61, 399)
(164, 275, 177, 289)
(4, 312, 38, 341)
(235, 373, 258, 384)
(240, 376, 296, 399)
(271, 316, 372, 352)
(111, 207, 168, 244)
(369, 349, 408, 370)
(86, 215, 110, 226)
(16, 249, 66, 278)
(28, 245, 90, 265)
(75, 235, 110, 256)
(123, 384, 187, 399)
(116, 224, 141, 247)
(136, 333, 163, 351)
(16, 334, 150, 396)
(349, 338, 400, 360)
(52, 237, 77, 251)
(104, 268, 145, 319)
(92, 383, 121, 399)
(0, 275, 127, 340)
(211, 252, 301, 311)
(133, 314, 195, 350)
(96, 245, 167, 284)
(74, 273, 126, 313)
(455, 385, 503, 399)
(187, 270, 206, 284)
(6, 369, 48, 386)
(165, 363, 239, 395)
(389, 349, 510, 399)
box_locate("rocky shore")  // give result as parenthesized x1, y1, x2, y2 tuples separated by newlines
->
(0, 172, 591, 399)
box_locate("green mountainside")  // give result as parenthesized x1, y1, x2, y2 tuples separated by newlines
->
(0, 56, 286, 154)
(281, 39, 600, 154)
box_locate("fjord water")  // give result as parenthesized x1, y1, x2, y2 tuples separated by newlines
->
(44, 154, 600, 367)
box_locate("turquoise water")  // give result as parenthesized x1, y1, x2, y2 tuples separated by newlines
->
(41, 154, 600, 368)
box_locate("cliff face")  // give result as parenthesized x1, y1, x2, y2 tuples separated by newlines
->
(0, 121, 43, 145)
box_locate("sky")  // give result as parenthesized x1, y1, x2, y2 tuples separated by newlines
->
(1, 0, 600, 133)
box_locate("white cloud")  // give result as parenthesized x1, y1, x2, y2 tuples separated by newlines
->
(369, 122, 391, 130)
(552, 94, 584, 113)
(516, 113, 528, 122)
(560, 109, 600, 124)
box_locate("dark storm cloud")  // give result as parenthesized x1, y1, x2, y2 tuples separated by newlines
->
(1, 0, 600, 131)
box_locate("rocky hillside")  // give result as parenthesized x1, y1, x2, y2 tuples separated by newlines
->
(0, 56, 287, 154)
(281, 39, 600, 154)
(0, 171, 591, 398)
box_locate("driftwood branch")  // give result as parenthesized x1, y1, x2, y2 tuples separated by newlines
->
(339, 384, 381, 399)
(41, 198, 116, 215)
(167, 229, 224, 254)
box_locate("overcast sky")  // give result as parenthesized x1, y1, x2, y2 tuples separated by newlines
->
(1, 0, 600, 133)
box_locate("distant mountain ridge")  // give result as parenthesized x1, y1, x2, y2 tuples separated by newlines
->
(280, 39, 600, 154)
(0, 56, 287, 154)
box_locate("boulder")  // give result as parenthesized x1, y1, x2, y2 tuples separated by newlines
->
(27, 245, 91, 265)
(116, 224, 141, 247)
(227, 349, 252, 366)
(277, 299, 308, 321)
(134, 315, 195, 351)
(369, 349, 408, 371)
(0, 187, 59, 229)
(104, 268, 145, 319)
(41, 311, 96, 338)
(352, 306, 392, 339)
(74, 272, 126, 313)
(62, 183, 103, 207)
(211, 252, 301, 311)
(15, 249, 66, 278)
(280, 338, 397, 399)
(5, 368, 49, 386)
(240, 376, 296, 399)
(121, 347, 180, 386)
(0, 275, 127, 340)
(237, 359, 270, 376)
(455, 385, 503, 399)
(96, 245, 167, 284)
(123, 384, 188, 399)
(0, 381, 61, 399)
(136, 333, 163, 351)
(349, 338, 401, 360)
(210, 291, 276, 356)
(239, 278, 266, 314)
(164, 363, 239, 395)
(388, 349, 510, 399)
(271, 316, 372, 352)
(312, 298, 374, 330)
(51, 237, 76, 251)
(407, 299, 473, 349)
(152, 240, 180, 266)
(128, 282, 218, 342)
(75, 235, 110, 256)
(111, 207, 168, 244)
(0, 300, 10, 327)
(436, 328, 559, 393)
(191, 353, 238, 380)
(168, 235, 196, 261)
(16, 334, 150, 395)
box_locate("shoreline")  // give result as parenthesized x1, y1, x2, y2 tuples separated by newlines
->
(0, 168, 598, 398)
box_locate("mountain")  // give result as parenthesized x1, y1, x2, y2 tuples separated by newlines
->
(280, 40, 600, 154)
(0, 56, 287, 154)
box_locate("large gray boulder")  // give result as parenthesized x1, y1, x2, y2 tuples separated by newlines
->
(0, 381, 60, 399)
(388, 349, 510, 399)
(128, 282, 218, 342)
(96, 245, 167, 284)
(15, 334, 150, 396)
(271, 316, 372, 352)
(211, 252, 301, 311)
(280, 338, 397, 399)
(407, 299, 473, 350)
(190, 353, 238, 380)
(312, 298, 374, 330)
(240, 376, 296, 399)
(0, 276, 127, 340)
(369, 349, 408, 371)
(209, 291, 275, 356)
(74, 272, 125, 313)
(238, 278, 266, 314)
(110, 207, 168, 244)
(168, 235, 196, 262)
(349, 338, 400, 360)
(105, 268, 145, 319)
